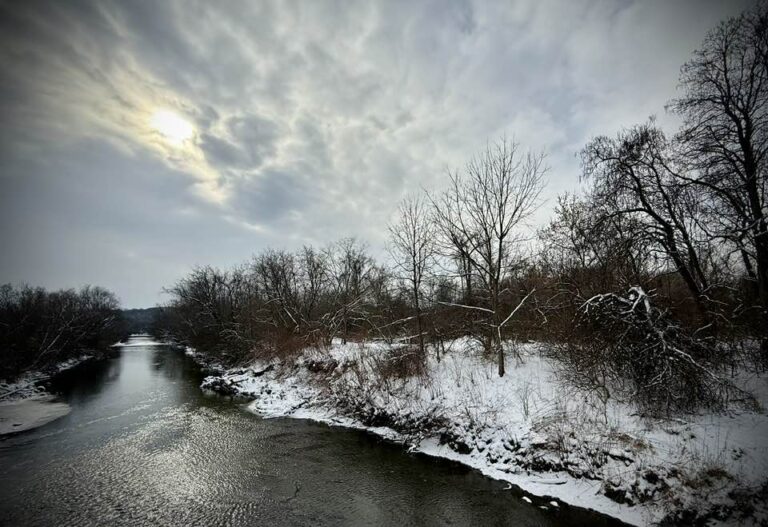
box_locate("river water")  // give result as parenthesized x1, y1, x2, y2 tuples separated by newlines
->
(0, 338, 626, 526)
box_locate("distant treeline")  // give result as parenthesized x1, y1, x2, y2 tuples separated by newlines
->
(122, 307, 163, 335)
(159, 3, 768, 415)
(0, 284, 125, 380)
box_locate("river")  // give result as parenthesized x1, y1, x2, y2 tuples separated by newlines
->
(0, 337, 627, 526)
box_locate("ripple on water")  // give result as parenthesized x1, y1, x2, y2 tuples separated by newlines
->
(0, 344, 628, 527)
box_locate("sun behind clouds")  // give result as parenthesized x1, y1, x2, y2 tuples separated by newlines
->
(150, 109, 194, 145)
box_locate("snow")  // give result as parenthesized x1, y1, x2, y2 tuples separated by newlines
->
(0, 354, 93, 402)
(113, 334, 170, 347)
(0, 394, 70, 435)
(0, 355, 89, 434)
(196, 339, 768, 526)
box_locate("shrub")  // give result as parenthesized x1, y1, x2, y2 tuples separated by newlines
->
(553, 286, 752, 415)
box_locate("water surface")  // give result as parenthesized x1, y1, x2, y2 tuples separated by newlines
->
(0, 338, 626, 526)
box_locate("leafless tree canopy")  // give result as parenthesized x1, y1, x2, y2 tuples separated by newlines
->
(430, 138, 546, 375)
(387, 195, 436, 356)
(668, 1, 768, 337)
(0, 284, 123, 379)
(581, 122, 717, 323)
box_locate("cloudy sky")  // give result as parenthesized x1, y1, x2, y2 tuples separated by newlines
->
(0, 0, 753, 308)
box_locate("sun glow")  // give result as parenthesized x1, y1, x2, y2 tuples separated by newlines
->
(150, 109, 194, 145)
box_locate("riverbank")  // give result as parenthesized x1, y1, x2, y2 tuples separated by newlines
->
(0, 355, 93, 435)
(0, 354, 95, 403)
(195, 339, 768, 526)
(0, 336, 629, 526)
(0, 395, 71, 435)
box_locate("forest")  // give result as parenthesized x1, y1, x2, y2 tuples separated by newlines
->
(0, 284, 124, 379)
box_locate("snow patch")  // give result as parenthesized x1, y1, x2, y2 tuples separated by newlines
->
(113, 334, 170, 347)
(0, 394, 70, 435)
(0, 354, 93, 402)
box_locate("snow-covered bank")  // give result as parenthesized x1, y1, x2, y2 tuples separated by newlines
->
(197, 340, 768, 526)
(0, 355, 94, 435)
(0, 354, 94, 403)
(183, 346, 226, 375)
(0, 395, 70, 435)
(112, 334, 170, 347)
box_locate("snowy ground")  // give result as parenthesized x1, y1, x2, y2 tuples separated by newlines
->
(197, 339, 768, 526)
(0, 355, 93, 435)
(0, 354, 94, 403)
(0, 395, 71, 435)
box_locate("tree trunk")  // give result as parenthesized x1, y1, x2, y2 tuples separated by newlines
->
(414, 288, 424, 356)
(492, 282, 504, 377)
(743, 142, 768, 357)
(753, 237, 768, 358)
(497, 342, 505, 377)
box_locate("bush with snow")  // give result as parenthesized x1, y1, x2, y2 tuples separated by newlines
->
(553, 287, 752, 415)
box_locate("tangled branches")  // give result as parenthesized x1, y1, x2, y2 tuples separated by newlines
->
(556, 286, 753, 415)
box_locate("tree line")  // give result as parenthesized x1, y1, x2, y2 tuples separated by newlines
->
(160, 3, 766, 414)
(0, 284, 124, 380)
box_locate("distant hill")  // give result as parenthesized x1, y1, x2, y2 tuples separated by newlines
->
(121, 307, 162, 334)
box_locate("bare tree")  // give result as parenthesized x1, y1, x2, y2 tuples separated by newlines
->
(387, 195, 436, 356)
(581, 122, 717, 325)
(0, 284, 122, 379)
(252, 250, 300, 333)
(165, 266, 243, 355)
(539, 193, 650, 296)
(324, 238, 376, 344)
(668, 2, 768, 347)
(296, 246, 329, 342)
(430, 137, 547, 376)
(560, 286, 752, 415)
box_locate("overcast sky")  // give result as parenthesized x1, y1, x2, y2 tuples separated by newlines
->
(0, 0, 754, 308)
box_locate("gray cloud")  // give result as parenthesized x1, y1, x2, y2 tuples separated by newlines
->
(0, 0, 755, 306)
(201, 114, 279, 170)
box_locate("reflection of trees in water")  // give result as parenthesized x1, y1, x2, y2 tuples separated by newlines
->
(154, 346, 233, 413)
(46, 354, 120, 402)
(150, 347, 182, 373)
(151, 347, 200, 381)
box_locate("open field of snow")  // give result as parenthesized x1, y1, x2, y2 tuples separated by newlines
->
(198, 339, 768, 526)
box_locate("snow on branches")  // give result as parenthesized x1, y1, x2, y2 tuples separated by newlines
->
(559, 286, 753, 415)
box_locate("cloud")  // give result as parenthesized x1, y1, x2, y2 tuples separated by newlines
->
(201, 113, 280, 170)
(0, 0, 755, 306)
